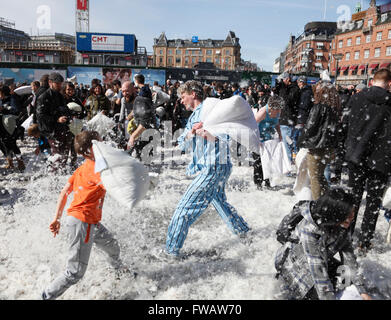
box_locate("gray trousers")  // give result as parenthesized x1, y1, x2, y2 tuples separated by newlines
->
(44, 216, 120, 300)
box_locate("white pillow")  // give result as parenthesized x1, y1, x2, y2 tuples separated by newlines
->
(201, 96, 261, 153)
(14, 86, 32, 96)
(86, 112, 115, 137)
(92, 141, 150, 211)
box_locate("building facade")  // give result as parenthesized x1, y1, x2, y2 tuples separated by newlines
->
(76, 47, 149, 67)
(283, 22, 337, 75)
(0, 18, 75, 64)
(153, 31, 241, 70)
(331, 0, 391, 85)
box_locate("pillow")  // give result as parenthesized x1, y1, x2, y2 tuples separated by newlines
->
(92, 141, 151, 211)
(201, 96, 261, 153)
(86, 112, 115, 137)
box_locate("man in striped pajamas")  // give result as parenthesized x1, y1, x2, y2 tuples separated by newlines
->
(165, 81, 250, 258)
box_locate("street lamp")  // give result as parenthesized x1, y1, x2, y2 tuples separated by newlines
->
(333, 53, 344, 85)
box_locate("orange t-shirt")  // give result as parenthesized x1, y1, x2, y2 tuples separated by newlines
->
(67, 159, 106, 224)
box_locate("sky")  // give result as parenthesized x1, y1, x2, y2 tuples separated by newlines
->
(0, 0, 385, 71)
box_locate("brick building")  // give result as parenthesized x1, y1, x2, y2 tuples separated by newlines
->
(331, 0, 391, 85)
(283, 21, 337, 75)
(153, 31, 241, 70)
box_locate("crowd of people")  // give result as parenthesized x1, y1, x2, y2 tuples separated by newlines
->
(1, 68, 391, 301)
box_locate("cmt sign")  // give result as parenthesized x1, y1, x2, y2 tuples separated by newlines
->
(77, 32, 136, 53)
(77, 0, 88, 11)
(91, 35, 124, 51)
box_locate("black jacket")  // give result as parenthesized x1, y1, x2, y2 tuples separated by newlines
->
(345, 86, 391, 175)
(297, 86, 313, 125)
(298, 103, 340, 150)
(278, 82, 301, 126)
(133, 96, 157, 129)
(36, 88, 70, 139)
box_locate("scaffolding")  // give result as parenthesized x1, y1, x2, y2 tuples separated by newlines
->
(0, 17, 16, 29)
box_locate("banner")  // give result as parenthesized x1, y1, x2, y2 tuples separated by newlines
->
(102, 68, 132, 85)
(77, 0, 88, 11)
(67, 66, 103, 86)
(132, 69, 166, 86)
(0, 68, 66, 84)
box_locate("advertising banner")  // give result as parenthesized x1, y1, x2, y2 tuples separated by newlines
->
(67, 66, 103, 86)
(102, 68, 132, 85)
(77, 32, 136, 54)
(0, 68, 66, 84)
(132, 69, 166, 87)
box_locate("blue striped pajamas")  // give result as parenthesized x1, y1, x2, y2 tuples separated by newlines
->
(166, 164, 249, 255)
(166, 101, 250, 256)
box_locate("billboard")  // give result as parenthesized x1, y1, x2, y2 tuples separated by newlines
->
(132, 69, 166, 87)
(77, 0, 88, 11)
(0, 68, 66, 85)
(67, 67, 103, 86)
(102, 68, 132, 85)
(77, 32, 136, 54)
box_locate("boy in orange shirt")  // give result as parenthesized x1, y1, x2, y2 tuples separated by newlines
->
(42, 131, 131, 300)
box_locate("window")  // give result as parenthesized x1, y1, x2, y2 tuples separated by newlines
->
(185, 50, 189, 55)
(2, 54, 10, 62)
(185, 57, 189, 64)
(356, 37, 361, 45)
(316, 43, 324, 49)
(215, 57, 220, 65)
(374, 47, 381, 57)
(206, 49, 212, 55)
(159, 57, 163, 64)
(345, 52, 350, 61)
(387, 46, 391, 56)
(110, 57, 119, 65)
(168, 57, 172, 65)
(347, 38, 352, 46)
(168, 49, 173, 55)
(176, 57, 181, 63)
(191, 57, 196, 64)
(22, 54, 32, 62)
(306, 43, 310, 49)
(225, 50, 230, 55)
(45, 55, 54, 63)
(377, 32, 382, 41)
(332, 42, 335, 49)
(338, 40, 343, 48)
(206, 57, 212, 63)
(381, 13, 388, 23)
(159, 50, 163, 55)
(389, 30, 391, 39)
(366, 35, 371, 43)
(368, 19, 373, 27)
(354, 51, 360, 60)
(364, 49, 370, 59)
(176, 49, 181, 55)
(89, 56, 99, 64)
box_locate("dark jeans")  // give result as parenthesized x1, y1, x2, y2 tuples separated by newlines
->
(0, 119, 21, 158)
(48, 131, 74, 171)
(252, 152, 270, 187)
(348, 162, 388, 248)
